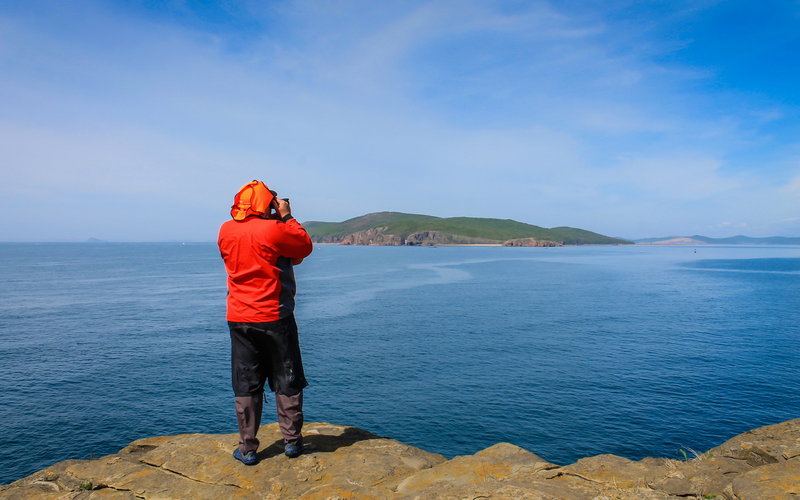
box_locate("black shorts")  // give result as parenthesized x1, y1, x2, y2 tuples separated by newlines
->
(229, 315, 308, 397)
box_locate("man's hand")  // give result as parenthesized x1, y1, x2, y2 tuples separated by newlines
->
(275, 197, 291, 219)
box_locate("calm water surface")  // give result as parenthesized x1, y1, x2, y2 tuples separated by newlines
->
(1, 243, 798, 483)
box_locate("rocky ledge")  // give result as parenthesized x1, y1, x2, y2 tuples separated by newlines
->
(3, 419, 799, 499)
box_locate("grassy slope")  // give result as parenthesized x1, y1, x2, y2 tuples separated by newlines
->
(304, 212, 631, 245)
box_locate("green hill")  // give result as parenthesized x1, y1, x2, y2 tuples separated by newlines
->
(303, 212, 631, 245)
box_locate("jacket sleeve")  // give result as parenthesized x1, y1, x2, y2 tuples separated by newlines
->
(275, 218, 314, 259)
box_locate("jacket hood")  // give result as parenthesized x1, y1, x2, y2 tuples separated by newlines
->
(230, 180, 275, 221)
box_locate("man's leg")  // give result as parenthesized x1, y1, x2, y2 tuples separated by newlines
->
(234, 393, 263, 453)
(275, 391, 303, 444)
(267, 315, 308, 447)
(230, 322, 269, 454)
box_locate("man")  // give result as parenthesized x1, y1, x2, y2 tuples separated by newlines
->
(218, 180, 313, 465)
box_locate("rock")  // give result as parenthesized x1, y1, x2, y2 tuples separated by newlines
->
(1, 423, 443, 500)
(503, 238, 563, 247)
(551, 454, 669, 489)
(404, 231, 496, 246)
(728, 457, 800, 499)
(327, 228, 498, 246)
(708, 418, 800, 465)
(338, 228, 404, 246)
(404, 231, 454, 246)
(396, 442, 556, 495)
(3, 419, 800, 499)
(669, 455, 754, 498)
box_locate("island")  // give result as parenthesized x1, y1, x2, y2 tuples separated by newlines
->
(304, 212, 632, 246)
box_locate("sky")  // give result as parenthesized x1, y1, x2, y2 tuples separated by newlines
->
(0, 0, 798, 241)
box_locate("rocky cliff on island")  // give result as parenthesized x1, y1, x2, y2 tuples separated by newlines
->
(336, 227, 404, 246)
(329, 228, 498, 246)
(3, 419, 799, 499)
(503, 238, 563, 247)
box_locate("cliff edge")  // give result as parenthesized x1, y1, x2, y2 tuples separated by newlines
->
(2, 419, 799, 499)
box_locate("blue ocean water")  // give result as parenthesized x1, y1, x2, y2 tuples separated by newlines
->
(1, 243, 799, 484)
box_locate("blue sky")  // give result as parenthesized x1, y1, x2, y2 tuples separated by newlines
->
(1, 0, 798, 241)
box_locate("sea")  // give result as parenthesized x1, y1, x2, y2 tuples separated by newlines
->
(1, 242, 799, 484)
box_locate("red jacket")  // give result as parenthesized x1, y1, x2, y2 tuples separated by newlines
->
(218, 216, 313, 322)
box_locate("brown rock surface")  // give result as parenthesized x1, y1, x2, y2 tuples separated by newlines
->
(708, 418, 800, 465)
(395, 442, 556, 496)
(728, 457, 800, 499)
(3, 419, 799, 499)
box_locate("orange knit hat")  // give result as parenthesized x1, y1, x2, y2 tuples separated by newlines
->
(230, 180, 275, 220)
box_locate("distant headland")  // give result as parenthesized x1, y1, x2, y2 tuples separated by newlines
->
(635, 235, 800, 245)
(303, 212, 632, 246)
